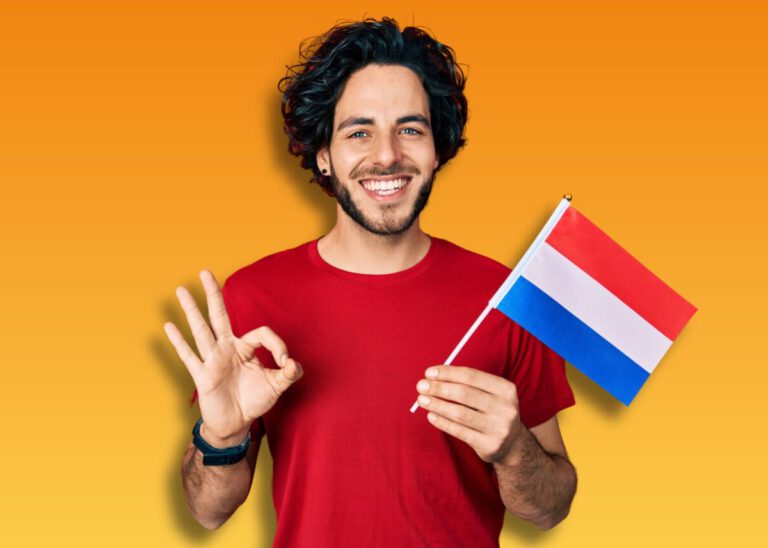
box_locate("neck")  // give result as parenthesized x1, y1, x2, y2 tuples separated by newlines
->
(317, 207, 432, 275)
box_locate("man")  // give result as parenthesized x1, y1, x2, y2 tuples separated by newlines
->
(164, 17, 577, 546)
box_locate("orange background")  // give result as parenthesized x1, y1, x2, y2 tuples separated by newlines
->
(1, 1, 766, 545)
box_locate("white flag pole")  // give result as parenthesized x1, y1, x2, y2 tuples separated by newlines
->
(409, 303, 494, 413)
(409, 195, 573, 414)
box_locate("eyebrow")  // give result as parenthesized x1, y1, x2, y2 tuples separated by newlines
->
(336, 114, 431, 132)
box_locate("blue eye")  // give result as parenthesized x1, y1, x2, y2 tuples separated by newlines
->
(348, 128, 422, 139)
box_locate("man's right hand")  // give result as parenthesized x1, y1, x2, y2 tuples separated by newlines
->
(164, 269, 302, 447)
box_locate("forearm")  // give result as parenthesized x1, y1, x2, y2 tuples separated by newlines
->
(180, 440, 252, 529)
(493, 427, 577, 530)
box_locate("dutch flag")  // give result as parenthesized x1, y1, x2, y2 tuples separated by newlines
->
(491, 197, 697, 406)
(410, 197, 696, 414)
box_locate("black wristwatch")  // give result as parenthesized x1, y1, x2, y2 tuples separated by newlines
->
(192, 418, 251, 466)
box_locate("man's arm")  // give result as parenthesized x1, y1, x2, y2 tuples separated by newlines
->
(416, 366, 576, 530)
(165, 271, 302, 530)
(492, 415, 577, 530)
(180, 427, 259, 530)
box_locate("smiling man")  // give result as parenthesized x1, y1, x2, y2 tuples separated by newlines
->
(315, 63, 438, 272)
(164, 17, 577, 547)
(321, 65, 437, 240)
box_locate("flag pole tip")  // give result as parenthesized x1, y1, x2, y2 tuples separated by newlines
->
(563, 194, 573, 202)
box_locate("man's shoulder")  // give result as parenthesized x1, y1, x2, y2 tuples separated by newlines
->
(224, 239, 314, 289)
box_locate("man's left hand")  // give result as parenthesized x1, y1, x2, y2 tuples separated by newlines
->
(416, 365, 524, 466)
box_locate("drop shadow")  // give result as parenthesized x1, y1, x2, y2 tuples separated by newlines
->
(150, 322, 212, 543)
(564, 364, 624, 418)
(501, 207, 555, 268)
(151, 83, 338, 543)
(263, 92, 336, 235)
(501, 511, 550, 544)
(251, 440, 277, 544)
(152, 282, 277, 546)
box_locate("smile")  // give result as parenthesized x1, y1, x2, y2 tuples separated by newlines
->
(358, 176, 412, 197)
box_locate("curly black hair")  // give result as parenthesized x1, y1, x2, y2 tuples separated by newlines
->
(278, 17, 469, 197)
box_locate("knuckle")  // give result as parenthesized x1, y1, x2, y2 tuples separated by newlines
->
(450, 406, 467, 423)
(453, 384, 469, 401)
(260, 325, 284, 344)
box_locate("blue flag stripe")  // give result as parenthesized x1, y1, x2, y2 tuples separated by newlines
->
(497, 276, 650, 406)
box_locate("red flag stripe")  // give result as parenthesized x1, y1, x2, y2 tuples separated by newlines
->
(545, 206, 697, 341)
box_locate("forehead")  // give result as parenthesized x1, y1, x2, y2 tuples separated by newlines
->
(333, 64, 430, 127)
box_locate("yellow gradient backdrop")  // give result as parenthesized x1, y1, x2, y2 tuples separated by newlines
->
(1, 1, 765, 546)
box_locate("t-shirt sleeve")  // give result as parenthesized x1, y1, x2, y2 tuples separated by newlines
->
(221, 276, 267, 441)
(507, 322, 575, 429)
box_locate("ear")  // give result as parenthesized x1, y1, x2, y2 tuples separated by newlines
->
(316, 147, 330, 174)
(433, 158, 439, 171)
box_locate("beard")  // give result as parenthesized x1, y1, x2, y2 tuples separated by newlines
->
(328, 168, 436, 237)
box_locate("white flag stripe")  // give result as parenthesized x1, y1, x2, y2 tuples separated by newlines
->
(522, 243, 672, 374)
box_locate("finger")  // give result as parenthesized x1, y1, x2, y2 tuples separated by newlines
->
(417, 393, 487, 433)
(240, 325, 290, 368)
(163, 321, 203, 380)
(175, 286, 216, 360)
(199, 269, 233, 338)
(425, 366, 517, 401)
(426, 411, 485, 449)
(417, 379, 493, 413)
(266, 358, 304, 394)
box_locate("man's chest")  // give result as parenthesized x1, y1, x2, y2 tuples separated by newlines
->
(245, 288, 512, 447)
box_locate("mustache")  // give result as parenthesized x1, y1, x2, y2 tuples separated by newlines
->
(350, 163, 421, 179)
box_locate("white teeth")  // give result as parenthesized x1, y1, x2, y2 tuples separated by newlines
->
(360, 178, 409, 192)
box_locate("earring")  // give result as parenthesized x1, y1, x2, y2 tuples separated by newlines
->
(321, 168, 328, 175)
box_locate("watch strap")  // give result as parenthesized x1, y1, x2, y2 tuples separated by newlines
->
(192, 418, 251, 466)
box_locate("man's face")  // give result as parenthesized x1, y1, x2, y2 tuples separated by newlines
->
(318, 64, 440, 236)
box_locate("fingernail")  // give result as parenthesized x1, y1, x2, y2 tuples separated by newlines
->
(281, 354, 288, 366)
(418, 395, 430, 406)
(417, 380, 430, 392)
(425, 368, 438, 379)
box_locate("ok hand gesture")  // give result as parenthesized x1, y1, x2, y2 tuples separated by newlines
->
(164, 270, 302, 447)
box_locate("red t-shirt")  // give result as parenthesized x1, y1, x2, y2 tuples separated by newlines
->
(221, 236, 575, 547)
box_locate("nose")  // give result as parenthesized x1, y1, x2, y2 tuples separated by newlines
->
(371, 132, 402, 168)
